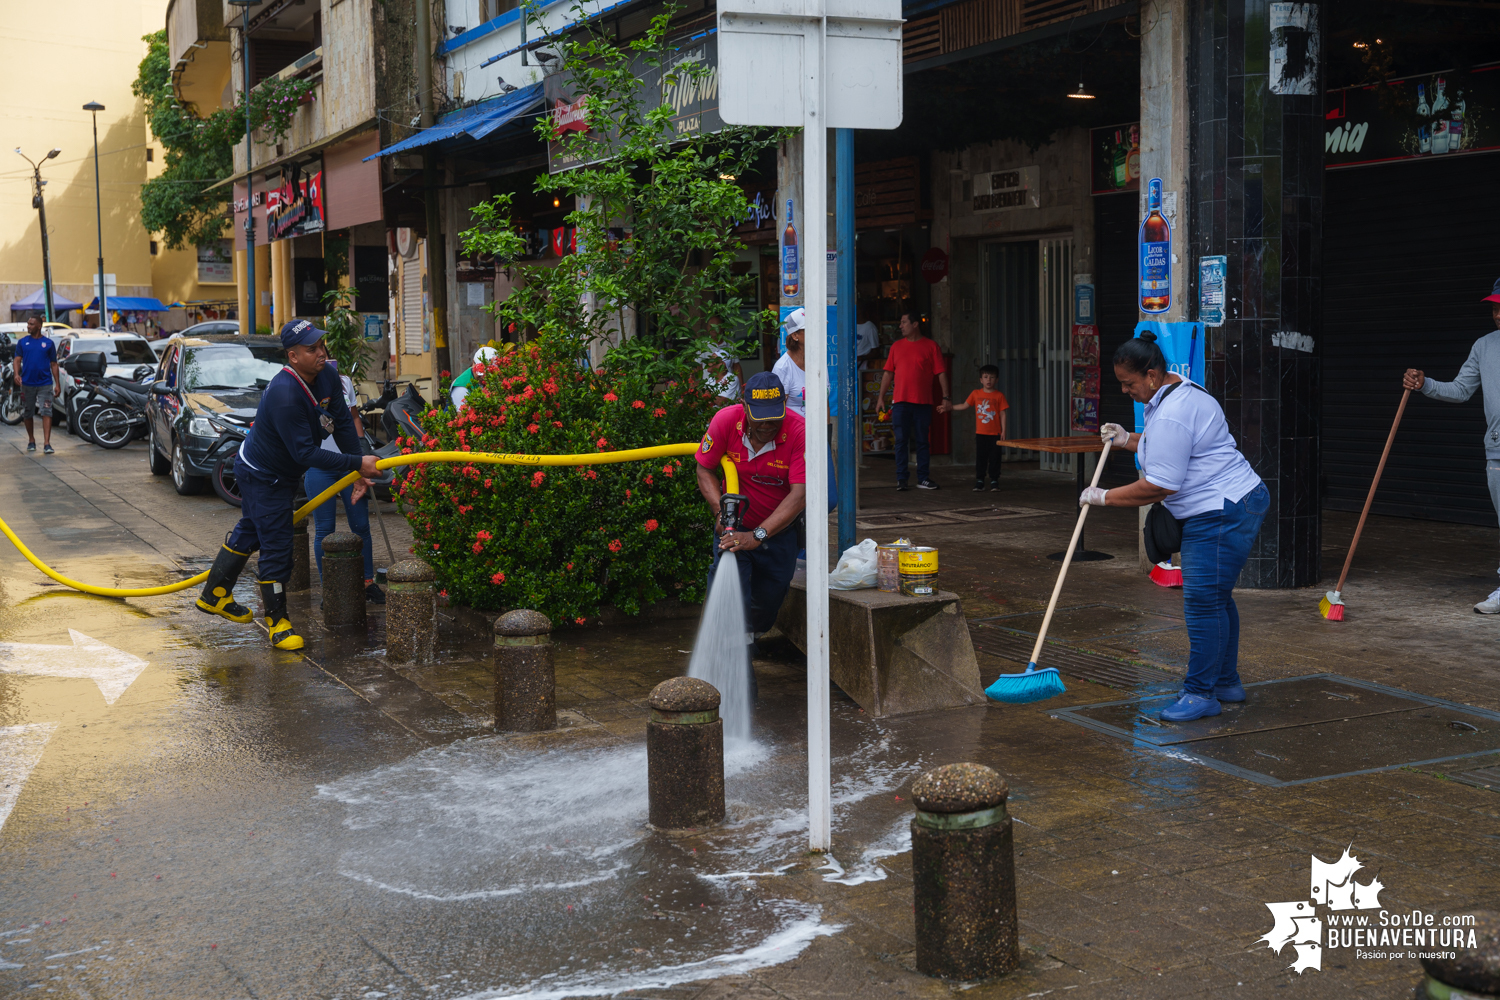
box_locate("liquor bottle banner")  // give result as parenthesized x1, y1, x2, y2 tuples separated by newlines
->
(1138, 177, 1171, 315)
(781, 199, 799, 298)
(1131, 320, 1205, 435)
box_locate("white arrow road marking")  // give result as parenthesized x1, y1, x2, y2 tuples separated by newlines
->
(0, 723, 58, 833)
(0, 630, 150, 705)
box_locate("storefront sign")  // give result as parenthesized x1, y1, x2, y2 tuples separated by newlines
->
(1325, 63, 1500, 168)
(1199, 255, 1227, 327)
(197, 240, 232, 284)
(733, 186, 778, 244)
(972, 166, 1039, 213)
(920, 247, 948, 284)
(1090, 123, 1140, 195)
(546, 35, 722, 173)
(266, 161, 325, 240)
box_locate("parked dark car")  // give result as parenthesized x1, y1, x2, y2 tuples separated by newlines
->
(147, 334, 282, 495)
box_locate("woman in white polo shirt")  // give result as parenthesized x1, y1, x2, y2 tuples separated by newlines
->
(1079, 332, 1268, 722)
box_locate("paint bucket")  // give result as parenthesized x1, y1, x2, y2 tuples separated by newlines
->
(899, 547, 939, 597)
(876, 539, 912, 593)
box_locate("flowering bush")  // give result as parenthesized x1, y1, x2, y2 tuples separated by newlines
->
(397, 340, 721, 621)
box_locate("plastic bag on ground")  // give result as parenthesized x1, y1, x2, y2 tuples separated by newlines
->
(829, 538, 879, 590)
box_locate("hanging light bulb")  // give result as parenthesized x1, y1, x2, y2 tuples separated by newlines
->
(553, 196, 561, 208)
(1068, 77, 1095, 100)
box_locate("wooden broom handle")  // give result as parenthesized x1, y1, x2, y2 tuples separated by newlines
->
(1029, 439, 1114, 665)
(1333, 388, 1410, 594)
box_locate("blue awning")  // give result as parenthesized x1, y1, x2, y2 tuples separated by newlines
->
(86, 296, 170, 312)
(365, 84, 545, 160)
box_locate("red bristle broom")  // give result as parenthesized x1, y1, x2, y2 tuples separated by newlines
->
(1320, 388, 1410, 621)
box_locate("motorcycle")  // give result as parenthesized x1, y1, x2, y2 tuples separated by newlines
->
(205, 414, 253, 506)
(88, 365, 160, 450)
(0, 360, 22, 426)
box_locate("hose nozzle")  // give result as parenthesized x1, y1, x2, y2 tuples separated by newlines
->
(719, 493, 748, 533)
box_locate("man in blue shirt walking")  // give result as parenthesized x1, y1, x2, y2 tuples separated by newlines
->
(196, 320, 379, 649)
(14, 317, 60, 454)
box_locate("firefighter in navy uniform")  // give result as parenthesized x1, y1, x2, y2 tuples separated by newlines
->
(195, 320, 380, 649)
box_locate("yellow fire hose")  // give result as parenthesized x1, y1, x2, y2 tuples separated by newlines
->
(0, 444, 739, 599)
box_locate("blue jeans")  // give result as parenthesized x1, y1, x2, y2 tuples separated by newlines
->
(304, 466, 374, 583)
(708, 527, 800, 634)
(892, 402, 933, 484)
(1178, 483, 1270, 696)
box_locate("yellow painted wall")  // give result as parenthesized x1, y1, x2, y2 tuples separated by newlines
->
(0, 0, 170, 320)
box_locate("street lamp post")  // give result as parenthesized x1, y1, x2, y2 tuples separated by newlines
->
(83, 101, 107, 330)
(15, 147, 61, 323)
(229, 0, 256, 335)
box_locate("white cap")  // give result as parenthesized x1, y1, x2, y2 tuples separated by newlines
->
(473, 346, 500, 365)
(784, 307, 806, 334)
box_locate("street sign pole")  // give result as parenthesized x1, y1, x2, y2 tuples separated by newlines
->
(718, 0, 902, 853)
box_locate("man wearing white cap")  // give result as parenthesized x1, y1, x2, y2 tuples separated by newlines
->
(772, 307, 808, 418)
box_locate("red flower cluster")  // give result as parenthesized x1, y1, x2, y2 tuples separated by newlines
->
(645, 519, 659, 532)
(631, 400, 645, 409)
(492, 571, 506, 585)
(608, 539, 623, 553)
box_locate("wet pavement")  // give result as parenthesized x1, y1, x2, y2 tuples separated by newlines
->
(2, 426, 1499, 999)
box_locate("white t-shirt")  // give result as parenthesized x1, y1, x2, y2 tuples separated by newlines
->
(855, 321, 880, 358)
(698, 346, 740, 400)
(1138, 379, 1262, 519)
(771, 352, 807, 417)
(320, 374, 358, 453)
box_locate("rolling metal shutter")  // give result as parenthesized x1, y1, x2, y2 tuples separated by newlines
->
(400, 252, 424, 355)
(1323, 154, 1499, 525)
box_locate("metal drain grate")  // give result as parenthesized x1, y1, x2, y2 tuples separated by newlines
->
(968, 622, 1178, 689)
(1454, 765, 1500, 791)
(853, 505, 1055, 530)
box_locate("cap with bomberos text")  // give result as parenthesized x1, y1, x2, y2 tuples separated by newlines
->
(742, 371, 787, 420)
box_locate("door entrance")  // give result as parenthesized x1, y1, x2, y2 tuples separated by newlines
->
(984, 237, 1073, 472)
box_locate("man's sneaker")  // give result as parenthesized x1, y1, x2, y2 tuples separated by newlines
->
(917, 479, 940, 490)
(989, 482, 1001, 491)
(1160, 693, 1222, 722)
(365, 583, 386, 605)
(1475, 588, 1500, 614)
(43, 444, 53, 455)
(26, 442, 35, 452)
(896, 481, 909, 492)
(972, 483, 985, 491)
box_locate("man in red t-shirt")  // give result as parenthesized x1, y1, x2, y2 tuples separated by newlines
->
(695, 372, 807, 689)
(873, 310, 950, 490)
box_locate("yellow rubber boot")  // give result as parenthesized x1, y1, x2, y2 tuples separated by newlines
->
(195, 546, 253, 623)
(258, 580, 305, 651)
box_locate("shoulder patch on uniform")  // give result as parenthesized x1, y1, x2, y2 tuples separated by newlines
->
(700, 434, 713, 453)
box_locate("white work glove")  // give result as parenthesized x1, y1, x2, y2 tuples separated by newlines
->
(1079, 487, 1109, 507)
(1100, 422, 1129, 446)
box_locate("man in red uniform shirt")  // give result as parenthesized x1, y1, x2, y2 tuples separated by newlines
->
(873, 310, 950, 490)
(696, 372, 807, 692)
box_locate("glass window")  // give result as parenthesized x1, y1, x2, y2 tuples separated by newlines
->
(162, 345, 179, 388)
(180, 343, 285, 391)
(62, 339, 156, 365)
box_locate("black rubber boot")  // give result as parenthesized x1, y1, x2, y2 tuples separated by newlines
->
(195, 545, 253, 623)
(258, 580, 304, 651)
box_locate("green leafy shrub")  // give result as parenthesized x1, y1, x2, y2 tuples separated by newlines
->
(397, 341, 720, 622)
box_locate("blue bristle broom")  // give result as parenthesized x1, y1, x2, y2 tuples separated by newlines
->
(986, 439, 1114, 705)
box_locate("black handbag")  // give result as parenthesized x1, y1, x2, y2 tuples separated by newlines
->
(1140, 380, 1198, 564)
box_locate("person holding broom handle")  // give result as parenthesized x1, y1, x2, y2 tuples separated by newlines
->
(1403, 277, 1500, 614)
(1079, 333, 1268, 722)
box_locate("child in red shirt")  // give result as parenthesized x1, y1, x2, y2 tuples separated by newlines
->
(946, 365, 1009, 490)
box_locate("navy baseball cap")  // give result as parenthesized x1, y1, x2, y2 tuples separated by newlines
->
(280, 319, 326, 349)
(742, 371, 787, 420)
(1483, 278, 1500, 304)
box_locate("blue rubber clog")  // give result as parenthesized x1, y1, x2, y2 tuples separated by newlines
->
(1160, 693, 1222, 722)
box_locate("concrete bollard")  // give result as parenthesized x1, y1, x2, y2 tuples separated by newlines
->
(911, 762, 1018, 980)
(320, 532, 366, 629)
(1418, 911, 1500, 999)
(289, 518, 311, 592)
(494, 609, 555, 732)
(646, 677, 725, 831)
(385, 559, 436, 663)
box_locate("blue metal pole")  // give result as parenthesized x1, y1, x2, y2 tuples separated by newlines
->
(835, 128, 857, 555)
